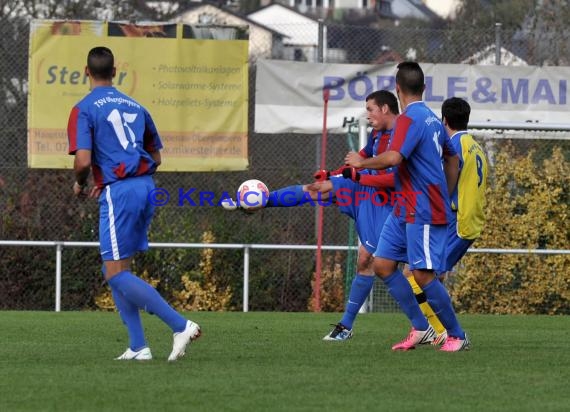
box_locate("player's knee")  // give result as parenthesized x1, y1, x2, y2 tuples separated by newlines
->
(356, 250, 374, 273)
(413, 269, 436, 287)
(103, 259, 132, 280)
(373, 258, 397, 278)
(357, 263, 374, 275)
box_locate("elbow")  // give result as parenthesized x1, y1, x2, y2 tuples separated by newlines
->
(388, 151, 403, 167)
(74, 158, 91, 174)
(151, 152, 161, 167)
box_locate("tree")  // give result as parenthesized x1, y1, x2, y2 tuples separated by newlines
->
(452, 0, 535, 30)
(450, 0, 570, 65)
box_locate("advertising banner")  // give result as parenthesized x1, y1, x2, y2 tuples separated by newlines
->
(255, 59, 570, 133)
(28, 20, 249, 171)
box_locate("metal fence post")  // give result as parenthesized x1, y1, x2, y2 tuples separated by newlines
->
(318, 19, 324, 63)
(495, 22, 502, 65)
(243, 246, 250, 312)
(55, 242, 62, 312)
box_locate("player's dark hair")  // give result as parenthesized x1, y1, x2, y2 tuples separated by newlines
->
(87, 46, 114, 80)
(442, 97, 470, 130)
(366, 90, 399, 115)
(396, 61, 424, 96)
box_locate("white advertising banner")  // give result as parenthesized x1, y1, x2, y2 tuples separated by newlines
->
(255, 59, 570, 133)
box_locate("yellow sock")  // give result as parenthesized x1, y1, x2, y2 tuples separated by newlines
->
(406, 276, 446, 335)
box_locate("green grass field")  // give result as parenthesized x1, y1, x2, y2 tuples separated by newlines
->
(1, 312, 568, 412)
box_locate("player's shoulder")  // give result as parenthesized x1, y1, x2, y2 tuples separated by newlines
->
(406, 101, 438, 122)
(74, 90, 97, 108)
(459, 132, 482, 148)
(110, 88, 144, 107)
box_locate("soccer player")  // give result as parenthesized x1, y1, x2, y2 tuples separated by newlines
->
(345, 62, 469, 352)
(224, 90, 445, 342)
(440, 97, 488, 277)
(223, 90, 397, 339)
(67, 46, 201, 361)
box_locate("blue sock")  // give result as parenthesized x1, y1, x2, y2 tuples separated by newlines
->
(340, 274, 374, 329)
(110, 285, 147, 351)
(422, 279, 466, 339)
(267, 185, 315, 207)
(107, 271, 187, 333)
(383, 270, 429, 330)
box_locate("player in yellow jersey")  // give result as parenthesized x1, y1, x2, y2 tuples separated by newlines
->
(443, 97, 487, 240)
(441, 97, 487, 269)
(434, 97, 488, 347)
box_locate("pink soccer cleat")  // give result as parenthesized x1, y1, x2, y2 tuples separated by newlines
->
(391, 325, 436, 351)
(440, 334, 470, 352)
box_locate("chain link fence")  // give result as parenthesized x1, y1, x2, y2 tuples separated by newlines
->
(1, 8, 568, 312)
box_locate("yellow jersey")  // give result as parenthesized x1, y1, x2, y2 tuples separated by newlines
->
(449, 132, 487, 240)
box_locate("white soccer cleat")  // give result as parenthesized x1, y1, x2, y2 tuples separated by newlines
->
(221, 198, 238, 211)
(115, 347, 153, 361)
(322, 323, 353, 341)
(168, 320, 201, 362)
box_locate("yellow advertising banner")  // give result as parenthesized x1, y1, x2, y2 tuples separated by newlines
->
(28, 20, 249, 171)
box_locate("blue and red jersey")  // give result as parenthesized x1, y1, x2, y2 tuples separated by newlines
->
(359, 129, 392, 169)
(67, 86, 163, 188)
(388, 101, 456, 225)
(357, 128, 395, 189)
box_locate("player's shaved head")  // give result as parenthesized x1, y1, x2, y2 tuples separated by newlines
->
(396, 61, 425, 96)
(87, 46, 115, 80)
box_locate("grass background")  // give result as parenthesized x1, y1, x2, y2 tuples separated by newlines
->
(1, 312, 569, 411)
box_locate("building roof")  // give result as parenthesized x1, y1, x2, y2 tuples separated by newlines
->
(462, 45, 528, 66)
(378, 0, 441, 21)
(175, 1, 286, 38)
(247, 3, 320, 46)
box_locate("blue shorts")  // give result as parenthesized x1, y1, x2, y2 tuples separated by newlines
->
(374, 214, 447, 272)
(443, 216, 474, 272)
(331, 176, 392, 254)
(98, 175, 155, 261)
(374, 214, 407, 262)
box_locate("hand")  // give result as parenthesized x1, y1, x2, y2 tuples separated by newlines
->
(313, 169, 330, 182)
(344, 151, 365, 168)
(341, 166, 361, 182)
(73, 181, 88, 198)
(89, 186, 102, 199)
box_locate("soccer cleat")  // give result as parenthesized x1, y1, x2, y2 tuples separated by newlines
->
(168, 320, 201, 362)
(432, 330, 448, 346)
(391, 325, 436, 351)
(323, 323, 353, 341)
(115, 347, 153, 361)
(440, 334, 470, 352)
(221, 198, 238, 211)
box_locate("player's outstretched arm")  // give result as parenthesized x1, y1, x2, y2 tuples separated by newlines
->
(340, 166, 395, 189)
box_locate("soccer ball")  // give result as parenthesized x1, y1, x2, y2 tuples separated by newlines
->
(237, 179, 270, 210)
